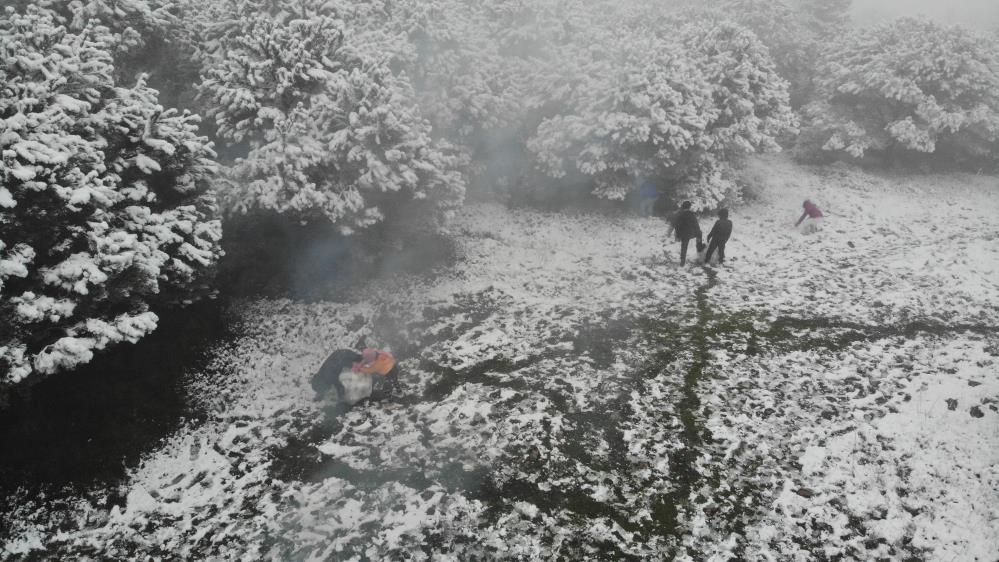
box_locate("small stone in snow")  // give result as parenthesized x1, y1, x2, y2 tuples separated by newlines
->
(969, 406, 985, 418)
(967, 380, 982, 387)
(946, 398, 958, 411)
(795, 488, 815, 499)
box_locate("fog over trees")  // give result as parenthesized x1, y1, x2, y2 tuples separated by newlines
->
(1, 1, 998, 559)
(2, 0, 998, 383)
(852, 0, 999, 28)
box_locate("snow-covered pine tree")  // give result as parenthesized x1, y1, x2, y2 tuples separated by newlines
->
(528, 15, 794, 209)
(8, 0, 205, 114)
(719, 0, 820, 107)
(673, 17, 796, 207)
(528, 32, 712, 202)
(196, 4, 465, 232)
(387, 0, 519, 142)
(678, 18, 797, 158)
(796, 0, 852, 35)
(331, 0, 523, 192)
(8, 0, 183, 76)
(802, 18, 999, 166)
(1, 7, 222, 385)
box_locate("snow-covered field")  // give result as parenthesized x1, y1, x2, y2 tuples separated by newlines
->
(4, 159, 999, 560)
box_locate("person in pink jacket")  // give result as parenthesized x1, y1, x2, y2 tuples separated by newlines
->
(795, 199, 824, 233)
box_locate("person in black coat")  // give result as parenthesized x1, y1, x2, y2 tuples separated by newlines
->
(705, 208, 733, 264)
(311, 348, 362, 401)
(668, 201, 702, 266)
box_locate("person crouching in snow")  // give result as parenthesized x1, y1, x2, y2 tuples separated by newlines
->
(668, 201, 703, 266)
(312, 347, 399, 403)
(705, 208, 732, 264)
(352, 348, 400, 400)
(311, 348, 361, 401)
(795, 199, 824, 233)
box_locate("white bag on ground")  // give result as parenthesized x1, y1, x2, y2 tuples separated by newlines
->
(337, 370, 374, 404)
(800, 217, 824, 234)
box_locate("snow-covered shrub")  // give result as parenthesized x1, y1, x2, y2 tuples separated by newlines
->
(678, 18, 798, 155)
(719, 0, 820, 107)
(1, 7, 222, 385)
(9, 0, 184, 75)
(528, 17, 794, 209)
(801, 18, 999, 166)
(344, 0, 531, 190)
(9, 0, 206, 114)
(386, 0, 521, 144)
(528, 34, 706, 201)
(197, 6, 465, 231)
(796, 0, 853, 35)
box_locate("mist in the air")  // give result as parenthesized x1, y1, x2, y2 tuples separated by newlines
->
(852, 0, 999, 27)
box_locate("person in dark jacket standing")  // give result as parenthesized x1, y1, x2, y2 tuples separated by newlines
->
(668, 201, 702, 266)
(705, 208, 732, 264)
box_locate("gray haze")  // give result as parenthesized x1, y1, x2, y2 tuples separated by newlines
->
(852, 0, 999, 28)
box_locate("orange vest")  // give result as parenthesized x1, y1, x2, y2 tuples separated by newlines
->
(355, 349, 396, 376)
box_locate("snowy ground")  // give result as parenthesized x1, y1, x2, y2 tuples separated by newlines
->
(3, 158, 999, 560)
